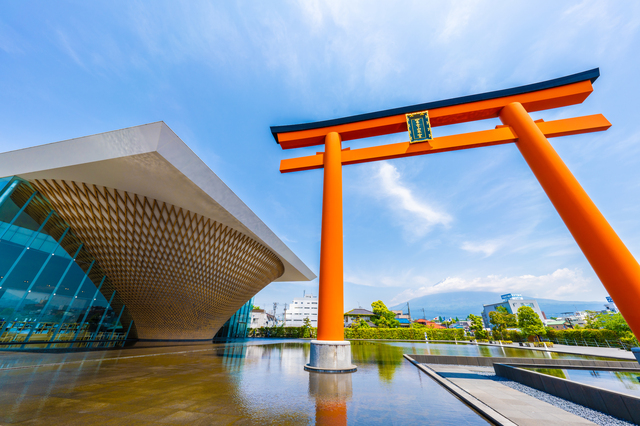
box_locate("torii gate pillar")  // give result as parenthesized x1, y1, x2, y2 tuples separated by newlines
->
(305, 132, 357, 373)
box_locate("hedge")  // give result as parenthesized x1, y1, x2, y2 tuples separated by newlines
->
(545, 328, 620, 343)
(345, 327, 465, 340)
(249, 326, 317, 338)
(250, 327, 464, 340)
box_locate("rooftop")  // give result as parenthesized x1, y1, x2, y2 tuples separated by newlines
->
(344, 309, 375, 316)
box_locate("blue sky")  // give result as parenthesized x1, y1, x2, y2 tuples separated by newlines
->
(2, 1, 640, 314)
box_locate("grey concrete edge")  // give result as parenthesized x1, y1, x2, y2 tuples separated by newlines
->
(304, 364, 357, 373)
(493, 363, 640, 424)
(403, 354, 516, 426)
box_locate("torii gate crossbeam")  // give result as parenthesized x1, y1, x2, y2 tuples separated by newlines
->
(272, 68, 640, 372)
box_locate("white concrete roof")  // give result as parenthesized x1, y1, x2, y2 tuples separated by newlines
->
(0, 122, 315, 282)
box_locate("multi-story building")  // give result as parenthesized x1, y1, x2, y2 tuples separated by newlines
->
(249, 308, 278, 328)
(391, 310, 411, 321)
(604, 296, 618, 313)
(482, 293, 545, 330)
(284, 293, 318, 327)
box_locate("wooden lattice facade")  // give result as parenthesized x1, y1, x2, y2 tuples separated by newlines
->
(30, 179, 285, 340)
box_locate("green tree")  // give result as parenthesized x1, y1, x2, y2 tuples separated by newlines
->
(300, 317, 312, 338)
(592, 312, 632, 335)
(354, 318, 370, 329)
(489, 306, 517, 340)
(371, 301, 400, 328)
(517, 306, 546, 341)
(468, 314, 487, 339)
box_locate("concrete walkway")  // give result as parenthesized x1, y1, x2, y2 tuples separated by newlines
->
(427, 364, 595, 426)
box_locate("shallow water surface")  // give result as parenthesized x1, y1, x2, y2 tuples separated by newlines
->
(0, 339, 490, 424)
(529, 367, 640, 398)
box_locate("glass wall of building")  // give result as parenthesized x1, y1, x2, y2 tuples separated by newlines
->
(0, 177, 135, 350)
(215, 298, 253, 338)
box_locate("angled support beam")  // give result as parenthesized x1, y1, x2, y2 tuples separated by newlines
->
(500, 102, 640, 340)
(280, 114, 611, 173)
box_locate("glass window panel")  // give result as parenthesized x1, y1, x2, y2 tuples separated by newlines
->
(0, 195, 21, 225)
(0, 177, 11, 195)
(38, 262, 85, 323)
(0, 240, 22, 280)
(0, 247, 48, 293)
(9, 205, 40, 233)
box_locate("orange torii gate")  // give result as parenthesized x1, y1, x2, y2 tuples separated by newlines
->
(271, 68, 640, 371)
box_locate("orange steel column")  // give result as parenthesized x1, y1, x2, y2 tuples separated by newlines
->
(500, 102, 640, 339)
(317, 131, 345, 341)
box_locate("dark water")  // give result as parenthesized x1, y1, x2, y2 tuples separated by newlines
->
(0, 339, 491, 424)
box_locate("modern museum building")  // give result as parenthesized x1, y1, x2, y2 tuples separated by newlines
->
(0, 122, 314, 350)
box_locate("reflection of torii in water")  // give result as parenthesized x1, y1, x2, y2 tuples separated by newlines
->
(271, 68, 640, 370)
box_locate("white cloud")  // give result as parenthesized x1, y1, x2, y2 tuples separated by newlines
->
(461, 239, 504, 257)
(376, 162, 452, 237)
(390, 268, 598, 304)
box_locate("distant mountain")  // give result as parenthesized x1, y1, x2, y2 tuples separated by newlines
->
(389, 291, 607, 320)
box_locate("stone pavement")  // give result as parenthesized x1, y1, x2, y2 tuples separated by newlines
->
(427, 364, 596, 426)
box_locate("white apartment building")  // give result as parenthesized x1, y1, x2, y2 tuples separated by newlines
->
(284, 293, 318, 327)
(249, 309, 278, 328)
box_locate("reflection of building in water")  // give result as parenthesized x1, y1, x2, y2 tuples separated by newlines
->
(218, 344, 248, 372)
(309, 372, 352, 426)
(0, 124, 314, 350)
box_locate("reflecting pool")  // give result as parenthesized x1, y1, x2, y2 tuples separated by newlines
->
(529, 368, 640, 398)
(0, 339, 491, 424)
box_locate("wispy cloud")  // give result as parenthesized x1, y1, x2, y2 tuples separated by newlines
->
(376, 162, 452, 238)
(345, 270, 431, 289)
(391, 268, 598, 304)
(460, 239, 504, 257)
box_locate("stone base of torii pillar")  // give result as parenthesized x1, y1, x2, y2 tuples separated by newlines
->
(304, 341, 357, 373)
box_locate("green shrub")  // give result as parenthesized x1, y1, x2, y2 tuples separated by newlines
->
(345, 327, 463, 340)
(546, 328, 620, 343)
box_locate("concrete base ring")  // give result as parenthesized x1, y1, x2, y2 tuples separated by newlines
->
(306, 340, 357, 374)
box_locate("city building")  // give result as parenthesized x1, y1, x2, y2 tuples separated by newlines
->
(391, 310, 411, 321)
(397, 318, 411, 328)
(249, 308, 278, 328)
(482, 293, 545, 330)
(604, 296, 618, 313)
(343, 308, 375, 327)
(0, 123, 315, 350)
(284, 293, 318, 327)
(545, 320, 568, 330)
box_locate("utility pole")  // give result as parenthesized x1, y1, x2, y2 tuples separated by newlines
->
(273, 302, 279, 326)
(283, 303, 288, 326)
(422, 308, 426, 320)
(407, 302, 412, 321)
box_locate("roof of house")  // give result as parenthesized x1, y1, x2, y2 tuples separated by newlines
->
(398, 318, 411, 324)
(344, 309, 375, 316)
